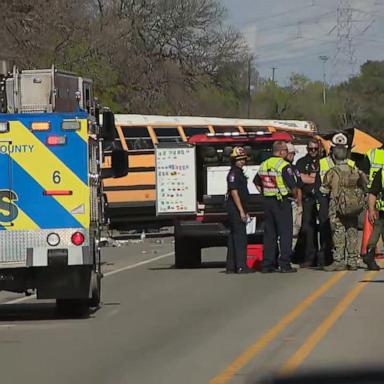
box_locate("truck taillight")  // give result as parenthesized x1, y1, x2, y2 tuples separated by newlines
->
(47, 135, 66, 145)
(71, 232, 85, 246)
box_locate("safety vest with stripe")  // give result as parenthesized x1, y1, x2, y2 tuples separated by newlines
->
(366, 148, 384, 188)
(319, 156, 355, 183)
(258, 157, 290, 199)
(377, 171, 384, 212)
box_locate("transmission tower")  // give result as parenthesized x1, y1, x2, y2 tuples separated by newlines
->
(329, 0, 374, 80)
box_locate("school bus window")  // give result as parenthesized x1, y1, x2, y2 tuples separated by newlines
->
(214, 126, 240, 133)
(153, 127, 182, 143)
(183, 126, 210, 138)
(121, 126, 154, 150)
(243, 126, 269, 132)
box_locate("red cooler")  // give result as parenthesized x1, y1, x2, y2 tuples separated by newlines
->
(247, 244, 263, 270)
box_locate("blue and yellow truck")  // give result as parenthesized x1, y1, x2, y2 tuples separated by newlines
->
(0, 66, 127, 308)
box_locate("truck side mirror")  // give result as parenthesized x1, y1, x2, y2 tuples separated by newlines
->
(100, 110, 116, 140)
(111, 148, 129, 178)
(100, 148, 129, 179)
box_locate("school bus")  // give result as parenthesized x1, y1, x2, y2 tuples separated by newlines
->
(103, 115, 317, 229)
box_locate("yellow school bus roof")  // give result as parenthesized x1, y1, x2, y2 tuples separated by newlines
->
(114, 114, 317, 134)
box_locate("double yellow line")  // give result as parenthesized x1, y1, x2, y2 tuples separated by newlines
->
(210, 270, 378, 384)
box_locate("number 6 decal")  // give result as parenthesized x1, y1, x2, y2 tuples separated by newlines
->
(53, 171, 61, 184)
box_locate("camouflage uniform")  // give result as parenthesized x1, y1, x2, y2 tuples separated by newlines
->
(321, 162, 361, 269)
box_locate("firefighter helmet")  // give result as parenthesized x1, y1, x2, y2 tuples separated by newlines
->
(331, 132, 348, 147)
(230, 146, 247, 160)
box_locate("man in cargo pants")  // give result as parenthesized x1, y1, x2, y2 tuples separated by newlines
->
(225, 146, 253, 274)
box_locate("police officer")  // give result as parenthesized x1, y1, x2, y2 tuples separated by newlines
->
(295, 139, 320, 267)
(226, 146, 253, 274)
(286, 143, 303, 251)
(254, 141, 300, 273)
(362, 168, 382, 270)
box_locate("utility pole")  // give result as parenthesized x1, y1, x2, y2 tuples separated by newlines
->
(271, 67, 277, 82)
(319, 55, 329, 104)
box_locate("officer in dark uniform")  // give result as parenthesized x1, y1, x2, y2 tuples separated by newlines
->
(226, 146, 253, 274)
(295, 139, 320, 267)
(254, 141, 300, 273)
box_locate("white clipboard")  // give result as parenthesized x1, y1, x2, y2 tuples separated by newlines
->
(246, 217, 257, 235)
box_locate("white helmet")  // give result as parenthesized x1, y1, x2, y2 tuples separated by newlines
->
(330, 132, 348, 148)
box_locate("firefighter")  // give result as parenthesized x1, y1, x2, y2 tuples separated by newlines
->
(254, 141, 300, 273)
(225, 146, 253, 274)
(317, 134, 356, 266)
(362, 168, 382, 270)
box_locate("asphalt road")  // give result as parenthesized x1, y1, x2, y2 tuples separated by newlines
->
(0, 238, 383, 384)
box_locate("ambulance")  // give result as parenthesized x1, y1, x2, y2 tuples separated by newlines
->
(0, 66, 127, 308)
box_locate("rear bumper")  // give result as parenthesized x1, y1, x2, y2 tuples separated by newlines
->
(0, 265, 93, 299)
(175, 219, 264, 247)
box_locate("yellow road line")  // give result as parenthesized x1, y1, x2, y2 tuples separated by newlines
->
(280, 271, 379, 376)
(209, 271, 346, 384)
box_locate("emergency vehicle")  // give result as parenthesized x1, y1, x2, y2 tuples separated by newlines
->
(105, 115, 316, 230)
(0, 66, 127, 308)
(155, 131, 294, 268)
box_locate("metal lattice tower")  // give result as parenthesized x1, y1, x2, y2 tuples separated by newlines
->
(329, 0, 375, 80)
(336, 0, 356, 75)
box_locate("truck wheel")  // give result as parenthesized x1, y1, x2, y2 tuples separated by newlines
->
(56, 299, 88, 316)
(175, 237, 201, 268)
(87, 271, 101, 308)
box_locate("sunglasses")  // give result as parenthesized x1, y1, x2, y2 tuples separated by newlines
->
(308, 147, 319, 151)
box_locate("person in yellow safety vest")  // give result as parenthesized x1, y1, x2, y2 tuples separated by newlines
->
(362, 167, 383, 271)
(316, 134, 356, 267)
(359, 146, 384, 261)
(254, 141, 302, 273)
(365, 147, 384, 188)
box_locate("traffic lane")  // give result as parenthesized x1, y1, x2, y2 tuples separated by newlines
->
(293, 270, 384, 374)
(0, 247, 340, 384)
(0, 237, 174, 305)
(230, 270, 377, 384)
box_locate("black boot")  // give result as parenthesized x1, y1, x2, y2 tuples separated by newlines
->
(362, 248, 380, 271)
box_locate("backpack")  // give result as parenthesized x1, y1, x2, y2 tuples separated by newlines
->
(330, 165, 365, 217)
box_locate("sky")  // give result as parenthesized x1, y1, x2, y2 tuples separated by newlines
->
(220, 0, 384, 85)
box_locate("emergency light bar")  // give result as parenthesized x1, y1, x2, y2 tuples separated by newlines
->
(206, 131, 272, 137)
(62, 119, 81, 131)
(0, 121, 9, 133)
(32, 122, 50, 131)
(43, 190, 73, 196)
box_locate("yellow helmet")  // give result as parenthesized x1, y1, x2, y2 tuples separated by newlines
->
(230, 146, 247, 160)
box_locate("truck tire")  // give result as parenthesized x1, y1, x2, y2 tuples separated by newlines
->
(56, 299, 88, 316)
(87, 271, 101, 308)
(175, 237, 201, 268)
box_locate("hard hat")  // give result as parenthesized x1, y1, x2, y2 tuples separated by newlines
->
(330, 132, 348, 148)
(286, 142, 297, 154)
(230, 146, 247, 160)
